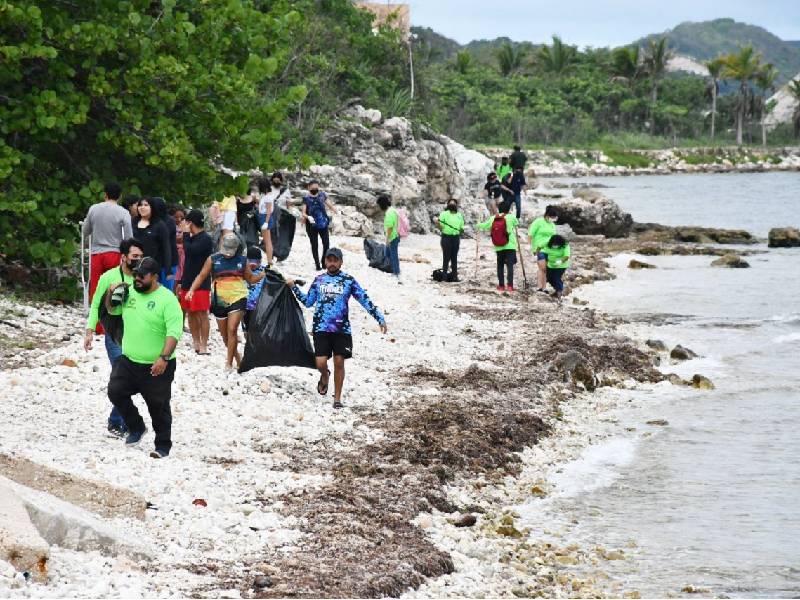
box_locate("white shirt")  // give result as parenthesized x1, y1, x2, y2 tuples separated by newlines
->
(259, 187, 291, 214)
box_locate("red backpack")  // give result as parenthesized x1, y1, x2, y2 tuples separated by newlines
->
(490, 215, 509, 246)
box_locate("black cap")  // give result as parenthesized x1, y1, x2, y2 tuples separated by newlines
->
(133, 257, 160, 276)
(324, 247, 343, 261)
(185, 209, 204, 227)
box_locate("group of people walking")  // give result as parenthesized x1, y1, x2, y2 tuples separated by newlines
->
(79, 148, 567, 459)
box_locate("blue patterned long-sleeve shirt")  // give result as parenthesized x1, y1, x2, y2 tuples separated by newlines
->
(292, 271, 385, 334)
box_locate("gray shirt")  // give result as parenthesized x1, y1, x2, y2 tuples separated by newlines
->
(82, 202, 133, 254)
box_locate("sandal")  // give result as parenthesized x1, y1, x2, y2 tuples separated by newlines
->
(332, 400, 343, 409)
(317, 369, 330, 396)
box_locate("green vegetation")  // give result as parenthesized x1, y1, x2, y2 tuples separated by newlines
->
(1, 0, 408, 279)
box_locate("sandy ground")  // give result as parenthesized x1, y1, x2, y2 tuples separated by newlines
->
(0, 227, 664, 598)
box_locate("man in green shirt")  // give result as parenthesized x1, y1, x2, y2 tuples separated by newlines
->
(378, 195, 401, 279)
(496, 156, 512, 183)
(106, 257, 183, 458)
(528, 205, 559, 293)
(84, 238, 144, 437)
(476, 200, 519, 292)
(437, 199, 465, 282)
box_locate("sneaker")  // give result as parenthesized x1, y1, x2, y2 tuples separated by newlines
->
(496, 285, 506, 292)
(149, 448, 169, 459)
(537, 288, 548, 293)
(125, 428, 147, 446)
(506, 285, 515, 293)
(107, 423, 127, 439)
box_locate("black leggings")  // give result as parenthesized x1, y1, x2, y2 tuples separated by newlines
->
(496, 249, 516, 287)
(306, 223, 330, 270)
(441, 235, 460, 277)
(547, 267, 566, 292)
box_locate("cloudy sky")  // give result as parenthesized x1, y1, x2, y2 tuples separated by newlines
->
(402, 0, 800, 47)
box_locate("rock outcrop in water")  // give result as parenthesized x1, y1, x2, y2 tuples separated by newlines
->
(633, 223, 757, 245)
(768, 227, 800, 248)
(552, 188, 634, 238)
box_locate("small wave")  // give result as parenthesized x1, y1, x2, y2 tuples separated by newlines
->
(548, 437, 639, 499)
(774, 332, 800, 344)
(764, 313, 800, 326)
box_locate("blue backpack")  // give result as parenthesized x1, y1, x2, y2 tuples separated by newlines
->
(305, 193, 330, 230)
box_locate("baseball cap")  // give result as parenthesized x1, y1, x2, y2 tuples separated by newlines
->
(185, 209, 204, 227)
(324, 247, 343, 261)
(220, 233, 240, 258)
(133, 257, 160, 276)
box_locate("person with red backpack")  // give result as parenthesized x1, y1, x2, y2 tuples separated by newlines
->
(476, 200, 520, 292)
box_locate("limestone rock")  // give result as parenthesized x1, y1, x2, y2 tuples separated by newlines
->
(628, 259, 656, 270)
(711, 254, 750, 268)
(691, 374, 715, 390)
(452, 513, 477, 528)
(0, 480, 49, 579)
(670, 345, 697, 360)
(768, 227, 800, 248)
(645, 339, 668, 352)
(552, 190, 634, 238)
(646, 419, 669, 426)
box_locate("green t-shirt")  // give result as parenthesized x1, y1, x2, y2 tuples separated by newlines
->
(546, 243, 571, 269)
(384, 207, 399, 242)
(497, 164, 513, 182)
(87, 266, 133, 331)
(528, 217, 557, 252)
(477, 214, 519, 251)
(109, 285, 183, 364)
(438, 210, 465, 236)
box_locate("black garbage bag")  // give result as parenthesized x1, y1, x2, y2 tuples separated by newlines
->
(363, 238, 392, 273)
(238, 269, 316, 373)
(272, 208, 296, 261)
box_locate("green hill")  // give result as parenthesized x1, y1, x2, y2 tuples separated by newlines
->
(635, 18, 800, 84)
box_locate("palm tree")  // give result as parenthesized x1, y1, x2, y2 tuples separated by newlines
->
(755, 64, 778, 146)
(642, 38, 673, 135)
(788, 79, 800, 139)
(611, 46, 641, 85)
(538, 35, 577, 74)
(496, 42, 523, 76)
(705, 58, 725, 141)
(722, 45, 763, 146)
(454, 51, 472, 75)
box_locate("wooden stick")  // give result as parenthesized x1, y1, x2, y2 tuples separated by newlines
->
(516, 231, 528, 289)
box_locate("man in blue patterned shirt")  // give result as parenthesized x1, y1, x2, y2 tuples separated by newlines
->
(287, 248, 387, 409)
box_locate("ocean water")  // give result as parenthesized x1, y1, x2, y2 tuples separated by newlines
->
(522, 173, 800, 597)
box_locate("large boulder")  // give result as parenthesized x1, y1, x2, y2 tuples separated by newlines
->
(711, 253, 750, 268)
(552, 189, 634, 238)
(0, 480, 49, 579)
(768, 227, 800, 248)
(281, 107, 494, 237)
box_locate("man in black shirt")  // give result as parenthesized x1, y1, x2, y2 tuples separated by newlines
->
(510, 169, 527, 219)
(177, 209, 213, 354)
(483, 172, 502, 215)
(509, 145, 527, 171)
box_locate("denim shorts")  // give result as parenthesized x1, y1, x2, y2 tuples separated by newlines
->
(537, 251, 548, 261)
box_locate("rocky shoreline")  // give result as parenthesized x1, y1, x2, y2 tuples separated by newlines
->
(0, 216, 743, 598)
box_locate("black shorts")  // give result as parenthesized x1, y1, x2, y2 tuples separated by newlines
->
(313, 332, 353, 359)
(210, 298, 246, 320)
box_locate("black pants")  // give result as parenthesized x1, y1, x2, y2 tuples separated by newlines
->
(306, 223, 330, 270)
(547, 267, 566, 292)
(108, 356, 176, 452)
(441, 234, 460, 278)
(496, 249, 516, 287)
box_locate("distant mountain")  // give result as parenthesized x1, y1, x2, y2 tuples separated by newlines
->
(634, 18, 800, 85)
(410, 27, 537, 66)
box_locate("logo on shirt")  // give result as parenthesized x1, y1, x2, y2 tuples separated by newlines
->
(320, 282, 344, 299)
(147, 300, 156, 310)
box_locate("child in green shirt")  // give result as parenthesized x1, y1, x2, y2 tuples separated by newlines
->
(545, 234, 570, 300)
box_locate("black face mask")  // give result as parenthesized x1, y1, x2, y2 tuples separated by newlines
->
(271, 180, 281, 188)
(448, 204, 457, 212)
(309, 189, 319, 195)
